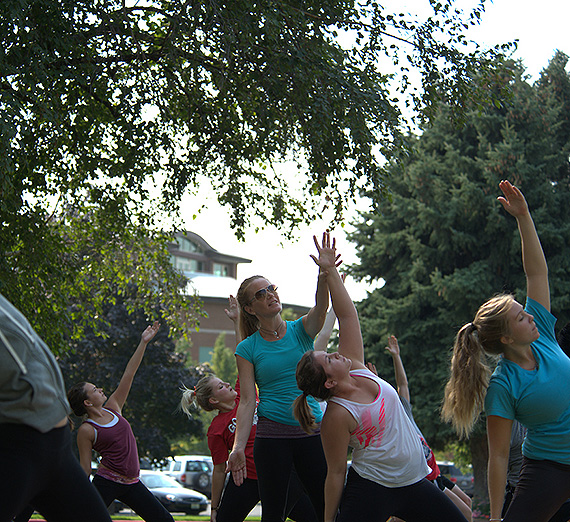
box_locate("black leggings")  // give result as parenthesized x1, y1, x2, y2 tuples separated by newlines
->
(217, 477, 260, 522)
(218, 474, 316, 522)
(504, 457, 570, 522)
(92, 475, 174, 522)
(0, 423, 111, 522)
(254, 435, 326, 522)
(337, 467, 468, 522)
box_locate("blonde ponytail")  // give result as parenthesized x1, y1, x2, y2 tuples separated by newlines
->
(442, 294, 514, 437)
(179, 375, 217, 417)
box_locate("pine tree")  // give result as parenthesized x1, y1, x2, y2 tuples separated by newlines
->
(348, 52, 570, 502)
(210, 332, 239, 385)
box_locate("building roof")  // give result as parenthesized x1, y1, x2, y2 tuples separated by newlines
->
(185, 273, 240, 298)
(171, 231, 251, 265)
(185, 273, 310, 314)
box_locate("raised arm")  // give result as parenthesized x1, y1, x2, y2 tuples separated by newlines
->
(224, 294, 243, 344)
(303, 263, 330, 339)
(314, 306, 337, 352)
(226, 355, 256, 485)
(385, 335, 410, 402)
(311, 232, 364, 367)
(498, 180, 549, 310)
(314, 274, 346, 352)
(106, 321, 160, 413)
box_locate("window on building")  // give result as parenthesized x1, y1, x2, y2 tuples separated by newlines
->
(199, 346, 213, 363)
(178, 237, 202, 253)
(171, 256, 203, 273)
(213, 263, 229, 277)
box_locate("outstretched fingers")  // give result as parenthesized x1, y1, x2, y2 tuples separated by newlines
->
(311, 231, 339, 270)
(224, 294, 239, 322)
(497, 180, 528, 217)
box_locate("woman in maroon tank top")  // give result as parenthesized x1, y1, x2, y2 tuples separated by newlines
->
(67, 322, 174, 522)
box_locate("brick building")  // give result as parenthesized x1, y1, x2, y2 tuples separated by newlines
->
(169, 231, 310, 363)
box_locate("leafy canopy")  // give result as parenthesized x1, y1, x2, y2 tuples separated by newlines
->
(1, 0, 513, 348)
(2, 0, 514, 234)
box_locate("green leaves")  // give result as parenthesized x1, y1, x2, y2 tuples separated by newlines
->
(2, 0, 515, 236)
(1, 0, 519, 350)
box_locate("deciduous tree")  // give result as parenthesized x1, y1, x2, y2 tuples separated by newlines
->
(60, 290, 207, 461)
(0, 0, 513, 352)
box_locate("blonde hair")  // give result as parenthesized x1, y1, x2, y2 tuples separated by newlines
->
(442, 294, 515, 437)
(179, 374, 217, 417)
(236, 275, 265, 339)
(293, 351, 333, 434)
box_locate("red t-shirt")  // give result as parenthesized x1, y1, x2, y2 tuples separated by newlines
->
(422, 437, 440, 481)
(207, 380, 258, 480)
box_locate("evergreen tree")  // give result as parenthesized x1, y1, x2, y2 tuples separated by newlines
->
(348, 52, 570, 501)
(210, 332, 238, 385)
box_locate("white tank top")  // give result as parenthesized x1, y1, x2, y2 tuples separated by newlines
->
(329, 367, 430, 487)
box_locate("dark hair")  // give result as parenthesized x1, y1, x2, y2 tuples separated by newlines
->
(67, 382, 88, 417)
(293, 352, 333, 434)
(558, 322, 570, 357)
(236, 275, 266, 339)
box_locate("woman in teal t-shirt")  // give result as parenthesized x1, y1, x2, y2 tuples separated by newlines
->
(442, 180, 570, 522)
(226, 235, 332, 522)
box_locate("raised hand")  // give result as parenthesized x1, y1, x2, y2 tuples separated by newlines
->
(497, 180, 529, 218)
(384, 335, 400, 357)
(141, 321, 160, 344)
(310, 230, 341, 271)
(224, 294, 239, 323)
(366, 361, 378, 376)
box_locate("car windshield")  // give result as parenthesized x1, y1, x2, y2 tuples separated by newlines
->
(141, 473, 183, 489)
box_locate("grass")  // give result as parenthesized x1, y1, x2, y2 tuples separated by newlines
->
(30, 513, 487, 522)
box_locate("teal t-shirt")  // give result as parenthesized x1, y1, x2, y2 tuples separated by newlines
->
(235, 317, 323, 426)
(485, 297, 570, 464)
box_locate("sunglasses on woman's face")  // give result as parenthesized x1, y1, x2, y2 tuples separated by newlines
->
(248, 284, 278, 304)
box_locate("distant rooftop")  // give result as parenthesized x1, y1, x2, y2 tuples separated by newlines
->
(184, 273, 241, 299)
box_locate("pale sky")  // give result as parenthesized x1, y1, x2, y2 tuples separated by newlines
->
(179, 0, 570, 308)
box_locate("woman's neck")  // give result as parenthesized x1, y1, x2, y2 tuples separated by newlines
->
(87, 405, 111, 421)
(217, 400, 237, 413)
(258, 317, 286, 340)
(504, 344, 537, 370)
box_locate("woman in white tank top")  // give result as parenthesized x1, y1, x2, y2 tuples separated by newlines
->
(293, 231, 467, 522)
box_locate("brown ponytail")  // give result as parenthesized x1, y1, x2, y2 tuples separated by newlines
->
(294, 352, 333, 433)
(67, 382, 88, 417)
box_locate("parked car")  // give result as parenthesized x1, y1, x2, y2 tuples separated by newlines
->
(437, 461, 474, 497)
(164, 455, 213, 497)
(139, 470, 209, 515)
